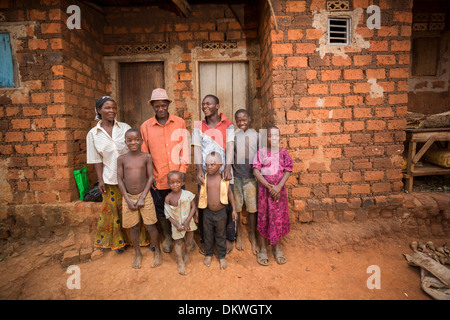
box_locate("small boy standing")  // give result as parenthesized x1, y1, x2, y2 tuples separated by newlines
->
(164, 170, 197, 275)
(117, 128, 162, 269)
(198, 152, 237, 269)
(233, 109, 259, 254)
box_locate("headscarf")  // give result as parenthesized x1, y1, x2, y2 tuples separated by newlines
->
(95, 96, 116, 121)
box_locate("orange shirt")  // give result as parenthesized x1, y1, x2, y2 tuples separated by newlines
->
(140, 114, 189, 190)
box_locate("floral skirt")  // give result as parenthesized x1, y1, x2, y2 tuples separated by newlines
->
(94, 184, 149, 250)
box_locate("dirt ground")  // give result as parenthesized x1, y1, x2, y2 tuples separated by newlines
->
(0, 218, 447, 301)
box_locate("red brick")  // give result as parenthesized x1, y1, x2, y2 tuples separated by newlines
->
(28, 39, 48, 50)
(353, 82, 371, 93)
(344, 95, 363, 106)
(11, 119, 30, 129)
(375, 107, 394, 117)
(286, 110, 307, 121)
(31, 92, 51, 104)
(23, 107, 43, 117)
(34, 118, 54, 129)
(310, 136, 330, 147)
(41, 22, 61, 33)
(14, 144, 34, 154)
(390, 68, 409, 78)
(330, 83, 350, 94)
(308, 83, 328, 95)
(292, 187, 311, 198)
(321, 173, 340, 184)
(289, 136, 309, 148)
(369, 40, 388, 51)
(343, 172, 361, 182)
(286, 56, 307, 67)
(387, 119, 406, 130)
(376, 55, 396, 65)
(331, 134, 351, 145)
(323, 148, 342, 158)
(377, 26, 398, 37)
(299, 173, 320, 185)
(389, 93, 408, 104)
(296, 43, 316, 54)
(286, 1, 306, 12)
(287, 29, 303, 40)
(5, 132, 24, 142)
(350, 184, 370, 194)
(372, 182, 391, 193)
(393, 12, 412, 23)
(35, 143, 55, 154)
(329, 185, 348, 196)
(24, 132, 45, 142)
(321, 122, 341, 133)
(332, 56, 351, 66)
(344, 121, 364, 132)
(344, 147, 364, 158)
(321, 70, 341, 81)
(344, 69, 363, 80)
(353, 55, 372, 66)
(305, 29, 322, 39)
(366, 120, 386, 131)
(366, 69, 386, 79)
(391, 40, 411, 51)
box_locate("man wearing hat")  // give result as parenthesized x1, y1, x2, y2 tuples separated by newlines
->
(140, 88, 190, 253)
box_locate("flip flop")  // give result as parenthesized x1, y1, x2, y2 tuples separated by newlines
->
(257, 252, 269, 266)
(272, 249, 286, 264)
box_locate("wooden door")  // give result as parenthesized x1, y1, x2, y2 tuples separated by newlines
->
(120, 62, 164, 129)
(199, 62, 249, 122)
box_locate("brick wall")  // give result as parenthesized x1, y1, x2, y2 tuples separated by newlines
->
(260, 0, 412, 222)
(0, 0, 107, 208)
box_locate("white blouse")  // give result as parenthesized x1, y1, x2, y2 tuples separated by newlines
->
(86, 120, 131, 185)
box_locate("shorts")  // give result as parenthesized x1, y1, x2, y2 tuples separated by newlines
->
(122, 192, 157, 228)
(233, 177, 257, 213)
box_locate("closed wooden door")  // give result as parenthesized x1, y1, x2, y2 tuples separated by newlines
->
(120, 62, 164, 129)
(199, 62, 249, 122)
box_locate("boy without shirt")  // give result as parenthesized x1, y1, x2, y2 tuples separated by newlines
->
(198, 152, 237, 269)
(117, 128, 162, 269)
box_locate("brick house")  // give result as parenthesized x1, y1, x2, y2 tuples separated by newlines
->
(0, 0, 448, 240)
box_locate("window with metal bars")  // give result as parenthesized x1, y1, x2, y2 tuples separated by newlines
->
(327, 17, 350, 45)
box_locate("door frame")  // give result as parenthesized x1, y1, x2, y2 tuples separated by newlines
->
(104, 46, 183, 122)
(191, 43, 260, 127)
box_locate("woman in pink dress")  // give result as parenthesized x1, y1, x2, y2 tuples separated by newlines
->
(253, 125, 293, 266)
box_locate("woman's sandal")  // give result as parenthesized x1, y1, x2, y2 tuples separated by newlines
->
(257, 252, 269, 266)
(272, 249, 286, 264)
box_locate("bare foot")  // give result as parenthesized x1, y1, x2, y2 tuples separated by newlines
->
(152, 251, 162, 268)
(226, 240, 233, 254)
(132, 252, 142, 269)
(236, 233, 243, 251)
(203, 255, 212, 267)
(183, 251, 190, 265)
(219, 258, 228, 269)
(250, 234, 260, 255)
(178, 262, 186, 275)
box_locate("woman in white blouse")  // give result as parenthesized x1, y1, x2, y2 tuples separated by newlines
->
(86, 96, 148, 253)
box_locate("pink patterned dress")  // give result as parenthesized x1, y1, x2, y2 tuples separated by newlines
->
(253, 147, 293, 245)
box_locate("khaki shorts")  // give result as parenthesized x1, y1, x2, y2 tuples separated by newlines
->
(122, 192, 157, 228)
(234, 177, 257, 213)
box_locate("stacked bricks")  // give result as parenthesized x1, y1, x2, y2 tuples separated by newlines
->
(260, 0, 411, 222)
(0, 0, 108, 205)
(102, 4, 260, 125)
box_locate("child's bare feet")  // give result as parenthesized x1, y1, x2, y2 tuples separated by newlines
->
(236, 233, 243, 251)
(152, 251, 162, 268)
(249, 234, 259, 255)
(203, 255, 212, 267)
(178, 261, 186, 275)
(219, 258, 228, 269)
(226, 240, 233, 254)
(132, 252, 143, 269)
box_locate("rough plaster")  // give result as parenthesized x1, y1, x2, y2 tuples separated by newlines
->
(368, 78, 384, 99)
(312, 8, 370, 59)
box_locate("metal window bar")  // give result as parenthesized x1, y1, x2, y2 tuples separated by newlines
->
(327, 17, 350, 45)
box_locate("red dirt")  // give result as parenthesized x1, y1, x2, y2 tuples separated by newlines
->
(0, 219, 444, 300)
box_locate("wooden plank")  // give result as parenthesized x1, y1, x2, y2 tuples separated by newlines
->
(120, 62, 164, 129)
(172, 0, 192, 17)
(412, 137, 435, 164)
(410, 131, 450, 142)
(232, 62, 248, 119)
(199, 62, 217, 104)
(216, 62, 233, 121)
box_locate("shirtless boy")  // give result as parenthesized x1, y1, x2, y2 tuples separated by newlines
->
(199, 152, 237, 269)
(117, 128, 162, 269)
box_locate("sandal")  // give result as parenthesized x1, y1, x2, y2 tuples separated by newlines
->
(272, 249, 286, 264)
(257, 252, 269, 266)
